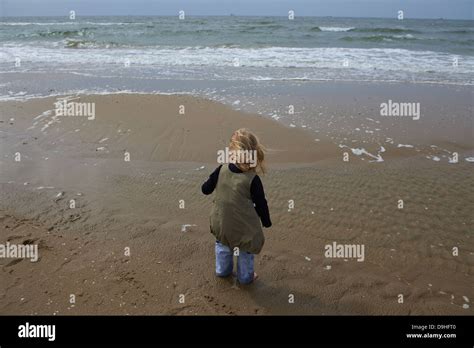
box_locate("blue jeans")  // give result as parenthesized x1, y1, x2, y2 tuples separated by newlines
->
(215, 241, 255, 284)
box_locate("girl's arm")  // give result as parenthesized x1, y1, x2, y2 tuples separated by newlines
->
(201, 165, 223, 195)
(250, 176, 272, 228)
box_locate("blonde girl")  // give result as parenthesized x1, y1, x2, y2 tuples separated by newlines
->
(201, 129, 272, 284)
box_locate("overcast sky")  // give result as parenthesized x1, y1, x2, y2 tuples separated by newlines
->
(0, 0, 472, 19)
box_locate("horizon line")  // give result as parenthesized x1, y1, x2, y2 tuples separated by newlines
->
(0, 14, 472, 21)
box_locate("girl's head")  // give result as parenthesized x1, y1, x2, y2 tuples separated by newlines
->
(229, 128, 266, 174)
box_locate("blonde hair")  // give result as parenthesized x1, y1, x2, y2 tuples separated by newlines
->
(229, 128, 266, 174)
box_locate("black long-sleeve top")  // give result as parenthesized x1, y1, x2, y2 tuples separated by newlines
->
(201, 163, 272, 228)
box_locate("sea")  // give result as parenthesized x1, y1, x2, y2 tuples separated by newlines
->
(1, 16, 473, 86)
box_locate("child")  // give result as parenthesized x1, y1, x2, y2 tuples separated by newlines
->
(201, 128, 272, 285)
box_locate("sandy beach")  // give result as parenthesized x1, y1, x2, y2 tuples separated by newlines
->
(0, 92, 473, 315)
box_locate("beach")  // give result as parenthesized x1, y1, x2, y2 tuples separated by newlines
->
(1, 14, 473, 316)
(1, 89, 473, 315)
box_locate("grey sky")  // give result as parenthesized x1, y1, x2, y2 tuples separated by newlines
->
(1, 0, 472, 19)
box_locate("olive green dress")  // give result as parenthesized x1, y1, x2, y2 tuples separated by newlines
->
(210, 164, 265, 254)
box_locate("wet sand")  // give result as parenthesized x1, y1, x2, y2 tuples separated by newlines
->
(0, 93, 473, 315)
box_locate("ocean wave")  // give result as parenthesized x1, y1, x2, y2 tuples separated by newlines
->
(240, 24, 285, 32)
(254, 20, 276, 25)
(442, 30, 474, 34)
(62, 40, 250, 49)
(309, 26, 355, 32)
(319, 27, 355, 32)
(457, 39, 474, 46)
(2, 45, 472, 76)
(64, 40, 94, 48)
(64, 39, 122, 48)
(350, 27, 421, 34)
(251, 76, 311, 81)
(341, 34, 416, 42)
(0, 21, 143, 26)
(18, 29, 94, 39)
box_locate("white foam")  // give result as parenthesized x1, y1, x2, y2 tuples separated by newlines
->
(397, 144, 414, 148)
(351, 148, 365, 156)
(394, 34, 415, 39)
(340, 144, 384, 162)
(251, 76, 274, 81)
(0, 89, 196, 102)
(2, 45, 472, 76)
(319, 27, 354, 32)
